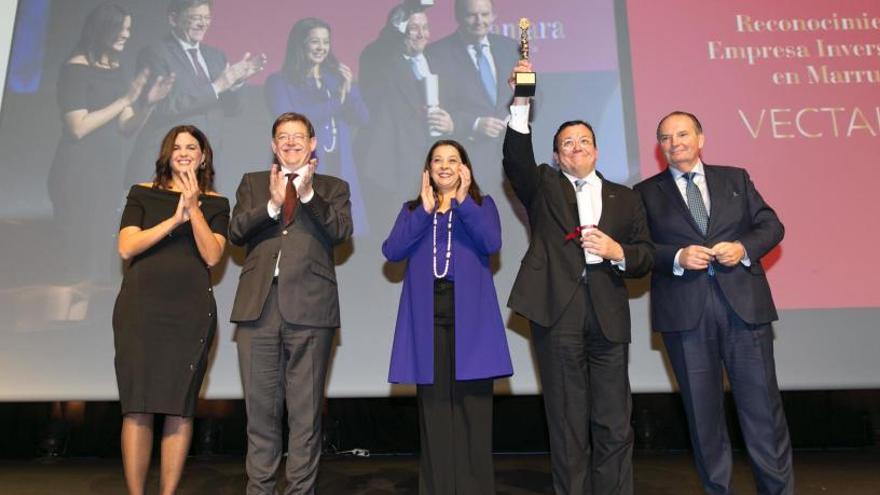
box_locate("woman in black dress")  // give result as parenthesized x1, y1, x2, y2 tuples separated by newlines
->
(49, 2, 173, 286)
(114, 125, 228, 495)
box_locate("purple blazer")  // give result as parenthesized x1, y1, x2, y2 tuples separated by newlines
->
(383, 195, 513, 384)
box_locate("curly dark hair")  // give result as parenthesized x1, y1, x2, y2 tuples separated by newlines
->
(152, 125, 215, 192)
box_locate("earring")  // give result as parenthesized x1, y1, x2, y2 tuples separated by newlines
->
(199, 162, 206, 170)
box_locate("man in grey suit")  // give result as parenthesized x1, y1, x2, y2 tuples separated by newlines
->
(229, 112, 353, 494)
(126, 0, 265, 184)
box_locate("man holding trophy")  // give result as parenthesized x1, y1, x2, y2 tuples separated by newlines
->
(502, 20, 654, 495)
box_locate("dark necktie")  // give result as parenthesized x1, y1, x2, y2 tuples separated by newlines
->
(186, 48, 209, 81)
(684, 172, 709, 235)
(282, 173, 299, 226)
(473, 44, 497, 106)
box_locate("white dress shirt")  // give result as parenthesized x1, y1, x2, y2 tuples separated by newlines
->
(403, 53, 431, 81)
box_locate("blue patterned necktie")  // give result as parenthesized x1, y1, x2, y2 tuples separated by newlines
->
(473, 44, 497, 106)
(684, 172, 709, 235)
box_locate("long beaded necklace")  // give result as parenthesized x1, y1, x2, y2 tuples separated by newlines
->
(432, 208, 453, 279)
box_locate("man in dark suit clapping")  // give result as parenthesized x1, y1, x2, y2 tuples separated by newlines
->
(230, 112, 352, 495)
(125, 0, 265, 184)
(634, 112, 794, 495)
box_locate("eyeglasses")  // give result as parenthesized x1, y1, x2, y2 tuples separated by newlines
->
(275, 133, 309, 143)
(560, 137, 594, 151)
(186, 15, 212, 24)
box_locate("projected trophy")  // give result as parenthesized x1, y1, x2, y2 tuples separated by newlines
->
(514, 17, 536, 97)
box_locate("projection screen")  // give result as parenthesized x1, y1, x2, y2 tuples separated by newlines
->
(1, 0, 878, 400)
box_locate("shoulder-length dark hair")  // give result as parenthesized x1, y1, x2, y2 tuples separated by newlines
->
(281, 17, 341, 86)
(71, 3, 130, 67)
(152, 125, 215, 192)
(408, 139, 483, 210)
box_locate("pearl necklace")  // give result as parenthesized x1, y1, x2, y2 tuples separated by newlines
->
(432, 209, 453, 279)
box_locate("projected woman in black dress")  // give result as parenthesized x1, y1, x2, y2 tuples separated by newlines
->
(114, 125, 228, 495)
(49, 3, 173, 289)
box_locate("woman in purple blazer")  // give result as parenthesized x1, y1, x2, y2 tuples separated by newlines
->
(264, 17, 369, 235)
(383, 140, 512, 494)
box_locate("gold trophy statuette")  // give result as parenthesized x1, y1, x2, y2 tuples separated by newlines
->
(514, 17, 536, 97)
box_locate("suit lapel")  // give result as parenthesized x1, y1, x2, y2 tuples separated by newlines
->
(165, 36, 193, 76)
(393, 57, 424, 112)
(596, 172, 613, 232)
(657, 168, 705, 237)
(547, 170, 579, 235)
(703, 165, 724, 236)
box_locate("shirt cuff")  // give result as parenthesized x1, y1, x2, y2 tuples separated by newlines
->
(611, 258, 626, 271)
(508, 104, 530, 134)
(673, 248, 685, 276)
(300, 189, 314, 204)
(737, 242, 751, 267)
(267, 200, 280, 219)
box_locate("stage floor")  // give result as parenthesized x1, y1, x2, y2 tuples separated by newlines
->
(1, 451, 877, 494)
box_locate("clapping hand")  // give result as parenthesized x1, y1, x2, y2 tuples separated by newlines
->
(420, 170, 436, 214)
(124, 68, 150, 106)
(296, 158, 317, 198)
(455, 166, 471, 205)
(145, 73, 175, 105)
(269, 163, 287, 211)
(338, 63, 353, 104)
(217, 52, 267, 92)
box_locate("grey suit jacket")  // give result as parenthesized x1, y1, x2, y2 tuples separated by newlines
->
(125, 35, 239, 184)
(228, 171, 353, 327)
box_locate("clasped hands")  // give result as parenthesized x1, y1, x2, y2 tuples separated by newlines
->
(268, 159, 317, 211)
(419, 167, 472, 214)
(679, 241, 745, 270)
(173, 168, 203, 225)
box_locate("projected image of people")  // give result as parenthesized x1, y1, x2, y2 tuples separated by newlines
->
(426, 0, 518, 179)
(265, 17, 369, 236)
(358, 2, 455, 226)
(48, 3, 172, 302)
(125, 0, 266, 186)
(113, 125, 229, 495)
(383, 140, 512, 494)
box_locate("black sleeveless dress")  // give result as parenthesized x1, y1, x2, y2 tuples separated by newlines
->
(112, 185, 229, 416)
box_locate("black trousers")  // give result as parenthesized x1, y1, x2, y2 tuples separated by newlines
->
(417, 279, 495, 495)
(532, 282, 634, 495)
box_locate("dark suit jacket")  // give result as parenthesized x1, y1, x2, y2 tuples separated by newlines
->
(228, 171, 353, 327)
(361, 53, 436, 191)
(503, 127, 653, 343)
(634, 165, 783, 332)
(426, 31, 518, 144)
(125, 35, 239, 183)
